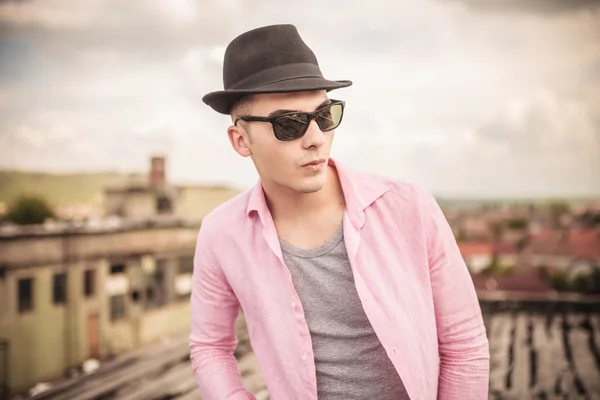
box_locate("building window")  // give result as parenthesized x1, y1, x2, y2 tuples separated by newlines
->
(18, 277, 34, 313)
(84, 269, 95, 297)
(53, 273, 67, 305)
(145, 259, 167, 310)
(131, 290, 141, 302)
(175, 256, 194, 301)
(110, 295, 126, 321)
(110, 263, 125, 274)
(156, 196, 172, 214)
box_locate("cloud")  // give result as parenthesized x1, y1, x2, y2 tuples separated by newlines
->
(0, 0, 252, 62)
(446, 0, 600, 15)
(431, 91, 600, 197)
(478, 91, 600, 154)
(0, 0, 599, 197)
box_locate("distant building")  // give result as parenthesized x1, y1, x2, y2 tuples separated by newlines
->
(472, 266, 554, 294)
(458, 216, 492, 241)
(0, 219, 202, 393)
(495, 242, 518, 269)
(0, 155, 242, 395)
(458, 242, 493, 274)
(525, 228, 600, 279)
(458, 241, 518, 275)
(103, 155, 240, 223)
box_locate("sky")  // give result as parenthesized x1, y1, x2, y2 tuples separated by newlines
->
(0, 0, 599, 198)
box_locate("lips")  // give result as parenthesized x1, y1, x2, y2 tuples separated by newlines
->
(302, 159, 326, 167)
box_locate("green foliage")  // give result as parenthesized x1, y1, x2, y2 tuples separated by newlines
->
(579, 211, 600, 228)
(573, 268, 600, 295)
(481, 259, 513, 277)
(548, 272, 570, 292)
(548, 201, 569, 215)
(506, 217, 528, 230)
(573, 276, 590, 293)
(591, 268, 600, 294)
(542, 266, 600, 294)
(5, 195, 56, 225)
(548, 200, 569, 227)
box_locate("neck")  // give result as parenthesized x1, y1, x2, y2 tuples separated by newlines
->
(263, 164, 345, 223)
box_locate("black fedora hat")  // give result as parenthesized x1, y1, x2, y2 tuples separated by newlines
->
(202, 24, 352, 115)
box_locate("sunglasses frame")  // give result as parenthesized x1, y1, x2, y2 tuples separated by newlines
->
(233, 99, 345, 141)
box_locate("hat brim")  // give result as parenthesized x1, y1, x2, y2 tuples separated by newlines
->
(202, 77, 352, 115)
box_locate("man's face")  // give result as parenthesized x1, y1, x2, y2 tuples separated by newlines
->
(230, 90, 336, 195)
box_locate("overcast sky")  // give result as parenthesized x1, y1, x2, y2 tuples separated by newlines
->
(0, 0, 599, 198)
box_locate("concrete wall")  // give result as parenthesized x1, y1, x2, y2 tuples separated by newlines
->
(104, 191, 125, 217)
(0, 264, 69, 388)
(123, 193, 156, 221)
(174, 186, 240, 222)
(104, 185, 240, 223)
(105, 191, 156, 220)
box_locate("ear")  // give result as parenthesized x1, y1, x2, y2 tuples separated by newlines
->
(227, 124, 252, 157)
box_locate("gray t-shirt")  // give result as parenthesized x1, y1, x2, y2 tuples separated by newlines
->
(279, 222, 410, 400)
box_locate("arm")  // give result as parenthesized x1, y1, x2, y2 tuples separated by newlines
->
(189, 225, 256, 400)
(421, 188, 490, 399)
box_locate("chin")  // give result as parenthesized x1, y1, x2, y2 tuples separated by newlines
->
(296, 176, 327, 194)
(297, 185, 324, 194)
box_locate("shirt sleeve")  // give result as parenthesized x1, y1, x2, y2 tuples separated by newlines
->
(189, 223, 256, 400)
(420, 186, 490, 399)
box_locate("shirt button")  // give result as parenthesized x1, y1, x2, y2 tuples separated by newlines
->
(291, 302, 296, 308)
(301, 354, 308, 361)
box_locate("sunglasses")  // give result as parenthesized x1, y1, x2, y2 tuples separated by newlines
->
(233, 100, 345, 141)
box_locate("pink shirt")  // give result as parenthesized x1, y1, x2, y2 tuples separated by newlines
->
(189, 158, 490, 400)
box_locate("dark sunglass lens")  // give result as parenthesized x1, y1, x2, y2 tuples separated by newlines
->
(316, 103, 343, 131)
(273, 113, 310, 140)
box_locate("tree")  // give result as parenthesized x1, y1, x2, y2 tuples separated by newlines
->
(506, 217, 528, 230)
(579, 211, 600, 228)
(548, 201, 569, 228)
(5, 194, 56, 225)
(548, 272, 570, 292)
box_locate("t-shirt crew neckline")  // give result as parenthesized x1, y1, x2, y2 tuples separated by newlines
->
(278, 222, 344, 259)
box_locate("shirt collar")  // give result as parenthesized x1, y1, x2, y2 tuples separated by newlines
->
(246, 158, 390, 229)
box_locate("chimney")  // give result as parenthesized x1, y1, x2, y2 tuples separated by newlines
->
(149, 155, 166, 188)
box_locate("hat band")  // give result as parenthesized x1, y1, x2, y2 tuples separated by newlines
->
(228, 63, 323, 90)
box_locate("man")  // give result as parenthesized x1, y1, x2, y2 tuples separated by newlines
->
(189, 24, 489, 400)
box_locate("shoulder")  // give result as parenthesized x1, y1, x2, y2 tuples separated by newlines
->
(356, 169, 437, 210)
(373, 175, 447, 232)
(388, 179, 438, 210)
(195, 186, 253, 245)
(360, 173, 448, 244)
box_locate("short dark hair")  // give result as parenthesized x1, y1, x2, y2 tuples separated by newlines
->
(230, 96, 255, 120)
(230, 96, 256, 141)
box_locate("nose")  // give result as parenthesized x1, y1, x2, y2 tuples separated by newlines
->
(301, 118, 327, 149)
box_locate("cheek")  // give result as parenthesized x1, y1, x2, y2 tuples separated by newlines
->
(253, 142, 298, 176)
(324, 130, 335, 144)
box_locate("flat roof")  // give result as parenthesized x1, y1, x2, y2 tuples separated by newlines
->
(0, 217, 201, 239)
